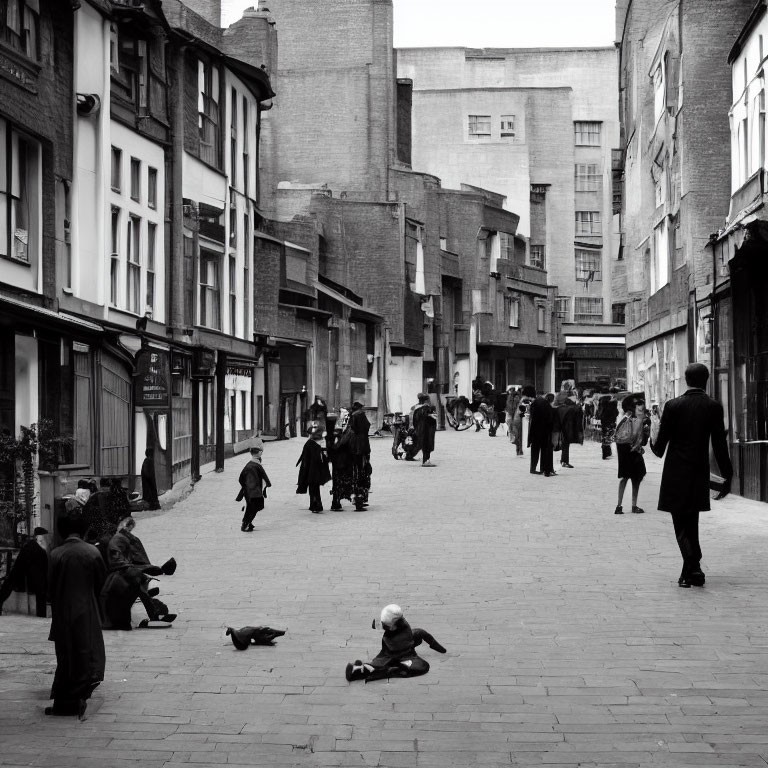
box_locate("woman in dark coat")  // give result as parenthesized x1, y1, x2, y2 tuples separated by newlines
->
(528, 388, 556, 476)
(347, 401, 371, 510)
(141, 449, 160, 510)
(411, 393, 437, 466)
(296, 427, 332, 512)
(47, 508, 106, 718)
(615, 396, 647, 514)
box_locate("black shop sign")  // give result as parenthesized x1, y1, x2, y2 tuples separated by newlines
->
(135, 348, 170, 407)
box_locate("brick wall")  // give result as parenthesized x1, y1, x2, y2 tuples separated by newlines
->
(262, 0, 395, 196)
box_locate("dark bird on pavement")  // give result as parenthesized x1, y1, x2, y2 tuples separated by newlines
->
(226, 626, 286, 649)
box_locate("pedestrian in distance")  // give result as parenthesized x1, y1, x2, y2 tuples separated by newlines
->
(598, 388, 620, 459)
(511, 391, 531, 457)
(504, 386, 519, 445)
(236, 439, 271, 532)
(46, 506, 106, 719)
(557, 390, 584, 469)
(614, 395, 647, 515)
(650, 363, 733, 588)
(412, 393, 437, 467)
(347, 401, 372, 510)
(296, 425, 332, 512)
(141, 448, 160, 511)
(527, 386, 556, 477)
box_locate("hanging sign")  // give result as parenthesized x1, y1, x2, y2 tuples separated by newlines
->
(135, 348, 170, 407)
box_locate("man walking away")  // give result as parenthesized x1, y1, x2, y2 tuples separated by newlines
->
(412, 393, 437, 467)
(598, 388, 619, 459)
(527, 386, 556, 477)
(47, 507, 106, 719)
(650, 363, 733, 588)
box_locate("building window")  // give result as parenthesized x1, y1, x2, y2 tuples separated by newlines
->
(575, 249, 602, 281)
(555, 296, 570, 321)
(537, 303, 546, 332)
(506, 295, 520, 328)
(146, 221, 156, 315)
(654, 166, 666, 207)
(575, 163, 600, 192)
(468, 114, 491, 139)
(653, 63, 665, 120)
(199, 249, 221, 330)
(0, 121, 39, 263)
(111, 147, 122, 192)
(575, 211, 601, 236)
(109, 24, 118, 74)
(198, 59, 220, 167)
(574, 121, 601, 146)
(499, 232, 514, 260)
(147, 167, 157, 209)
(230, 87, 237, 186)
(183, 235, 194, 327)
(529, 245, 545, 269)
(242, 95, 249, 195)
(229, 204, 237, 245)
(110, 207, 120, 306)
(500, 114, 515, 138)
(574, 297, 604, 323)
(114, 36, 148, 111)
(0, 0, 39, 60)
(130, 157, 141, 201)
(126, 215, 141, 314)
(229, 255, 237, 335)
(243, 213, 250, 333)
(612, 302, 626, 325)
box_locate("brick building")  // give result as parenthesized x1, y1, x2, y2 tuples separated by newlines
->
(708, 0, 768, 502)
(615, 0, 753, 408)
(396, 46, 626, 391)
(259, 0, 554, 415)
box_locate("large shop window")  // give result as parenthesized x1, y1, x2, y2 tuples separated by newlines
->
(0, 0, 39, 61)
(0, 120, 40, 264)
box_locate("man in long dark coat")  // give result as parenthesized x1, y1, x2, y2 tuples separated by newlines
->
(651, 363, 733, 588)
(47, 508, 106, 718)
(527, 386, 556, 476)
(412, 393, 437, 467)
(141, 449, 160, 510)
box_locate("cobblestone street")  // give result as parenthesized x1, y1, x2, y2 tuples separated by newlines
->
(2, 429, 768, 767)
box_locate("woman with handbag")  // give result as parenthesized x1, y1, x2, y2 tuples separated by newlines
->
(614, 395, 647, 515)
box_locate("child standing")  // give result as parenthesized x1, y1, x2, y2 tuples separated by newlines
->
(236, 439, 271, 532)
(296, 426, 332, 513)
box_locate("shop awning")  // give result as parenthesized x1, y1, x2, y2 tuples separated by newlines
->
(314, 281, 383, 322)
(0, 294, 104, 333)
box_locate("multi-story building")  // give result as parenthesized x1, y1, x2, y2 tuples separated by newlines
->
(708, 0, 768, 502)
(258, 0, 557, 413)
(396, 46, 626, 391)
(615, 0, 752, 407)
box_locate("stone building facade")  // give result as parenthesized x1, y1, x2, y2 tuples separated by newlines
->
(396, 46, 626, 391)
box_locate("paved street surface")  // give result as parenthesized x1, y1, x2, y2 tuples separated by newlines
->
(2, 429, 768, 768)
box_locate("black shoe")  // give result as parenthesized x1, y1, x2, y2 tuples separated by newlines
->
(561, 463, 574, 468)
(240, 524, 248, 532)
(614, 505, 623, 515)
(678, 580, 692, 588)
(530, 470, 542, 475)
(147, 587, 160, 597)
(687, 570, 705, 587)
(246, 524, 255, 531)
(631, 506, 645, 514)
(330, 505, 342, 511)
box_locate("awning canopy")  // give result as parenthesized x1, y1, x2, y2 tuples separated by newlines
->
(0, 295, 104, 334)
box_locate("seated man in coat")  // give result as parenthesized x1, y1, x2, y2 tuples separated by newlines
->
(101, 516, 176, 629)
(345, 604, 446, 682)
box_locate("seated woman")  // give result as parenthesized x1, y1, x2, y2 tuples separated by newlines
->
(345, 604, 446, 682)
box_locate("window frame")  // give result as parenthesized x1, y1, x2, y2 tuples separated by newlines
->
(130, 157, 141, 202)
(0, 0, 40, 61)
(146, 221, 156, 315)
(500, 114, 516, 139)
(126, 214, 141, 314)
(111, 146, 122, 192)
(506, 294, 520, 328)
(574, 297, 604, 323)
(575, 248, 603, 282)
(555, 296, 571, 322)
(529, 244, 546, 270)
(575, 211, 602, 236)
(574, 121, 602, 146)
(147, 166, 157, 209)
(199, 248, 221, 330)
(575, 163, 601, 192)
(468, 114, 492, 139)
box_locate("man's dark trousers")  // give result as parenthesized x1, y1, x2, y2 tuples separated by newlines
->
(671, 511, 702, 577)
(530, 442, 553, 473)
(309, 484, 323, 512)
